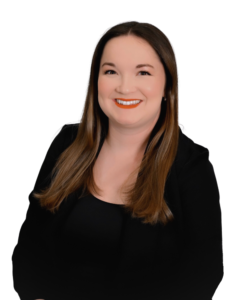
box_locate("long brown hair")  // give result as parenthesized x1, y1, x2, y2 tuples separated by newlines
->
(33, 21, 179, 226)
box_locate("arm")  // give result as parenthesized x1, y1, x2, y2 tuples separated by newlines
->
(169, 148, 224, 299)
(12, 124, 74, 300)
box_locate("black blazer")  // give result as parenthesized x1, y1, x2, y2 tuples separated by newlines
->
(12, 124, 224, 300)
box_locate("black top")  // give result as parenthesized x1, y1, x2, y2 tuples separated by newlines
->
(12, 124, 224, 300)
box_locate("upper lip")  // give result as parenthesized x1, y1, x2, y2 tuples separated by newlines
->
(114, 98, 142, 101)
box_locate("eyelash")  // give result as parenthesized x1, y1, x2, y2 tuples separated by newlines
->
(104, 70, 151, 76)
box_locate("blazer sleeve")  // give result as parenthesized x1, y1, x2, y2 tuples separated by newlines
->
(168, 148, 224, 300)
(11, 124, 74, 300)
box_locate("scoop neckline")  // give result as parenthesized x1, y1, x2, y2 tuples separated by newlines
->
(90, 194, 125, 206)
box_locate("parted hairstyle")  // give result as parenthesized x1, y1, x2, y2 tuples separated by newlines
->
(33, 21, 179, 226)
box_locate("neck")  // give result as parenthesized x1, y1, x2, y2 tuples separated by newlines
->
(105, 118, 158, 158)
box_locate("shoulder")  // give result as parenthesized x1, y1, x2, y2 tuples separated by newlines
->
(171, 128, 220, 206)
(60, 122, 79, 140)
(55, 122, 79, 152)
(173, 127, 211, 178)
(61, 122, 79, 133)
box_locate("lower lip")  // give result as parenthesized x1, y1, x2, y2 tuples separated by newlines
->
(113, 99, 142, 109)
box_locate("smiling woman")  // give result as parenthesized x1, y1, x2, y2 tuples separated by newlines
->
(12, 21, 223, 300)
(98, 36, 166, 115)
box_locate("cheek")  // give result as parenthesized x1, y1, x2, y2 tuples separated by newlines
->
(98, 77, 112, 96)
(97, 77, 112, 114)
(143, 81, 164, 97)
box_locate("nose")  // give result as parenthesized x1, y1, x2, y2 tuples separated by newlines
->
(115, 75, 136, 94)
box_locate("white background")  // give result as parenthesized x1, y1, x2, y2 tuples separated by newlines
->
(1, 0, 239, 299)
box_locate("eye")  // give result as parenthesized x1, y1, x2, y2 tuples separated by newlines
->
(104, 70, 116, 75)
(139, 71, 151, 76)
(104, 70, 151, 75)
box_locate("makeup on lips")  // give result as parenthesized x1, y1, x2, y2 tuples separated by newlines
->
(113, 98, 142, 109)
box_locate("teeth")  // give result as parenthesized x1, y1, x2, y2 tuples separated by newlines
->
(116, 99, 141, 105)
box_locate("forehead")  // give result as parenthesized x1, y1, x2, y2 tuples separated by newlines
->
(100, 35, 160, 65)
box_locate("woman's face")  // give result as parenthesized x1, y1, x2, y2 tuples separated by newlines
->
(98, 35, 166, 128)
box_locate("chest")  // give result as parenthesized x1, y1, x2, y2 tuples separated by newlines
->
(91, 142, 143, 204)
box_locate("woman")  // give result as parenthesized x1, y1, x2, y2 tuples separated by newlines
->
(12, 21, 224, 300)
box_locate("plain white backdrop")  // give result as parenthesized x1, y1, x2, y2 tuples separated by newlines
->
(1, 0, 239, 299)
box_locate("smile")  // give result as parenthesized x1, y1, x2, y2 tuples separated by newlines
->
(113, 98, 142, 109)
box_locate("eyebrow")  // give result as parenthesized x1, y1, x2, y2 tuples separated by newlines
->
(101, 62, 154, 69)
